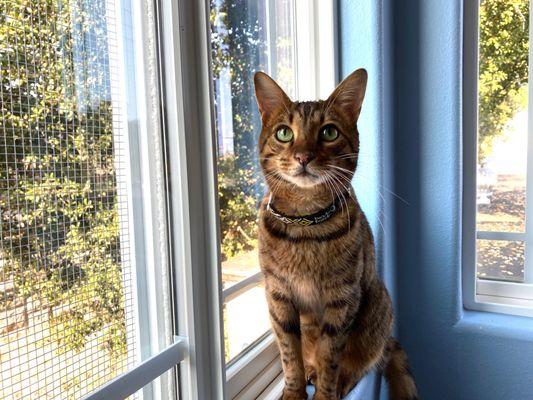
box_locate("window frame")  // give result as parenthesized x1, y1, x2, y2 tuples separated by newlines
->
(158, 0, 227, 398)
(0, 0, 189, 397)
(81, 0, 339, 398)
(463, 0, 533, 318)
(83, 0, 190, 397)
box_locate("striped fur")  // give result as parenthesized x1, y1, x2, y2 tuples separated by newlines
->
(254, 70, 418, 400)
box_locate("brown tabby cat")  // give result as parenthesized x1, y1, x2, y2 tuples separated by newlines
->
(254, 69, 418, 400)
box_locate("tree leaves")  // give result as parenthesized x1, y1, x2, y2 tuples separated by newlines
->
(479, 0, 529, 161)
(0, 0, 126, 357)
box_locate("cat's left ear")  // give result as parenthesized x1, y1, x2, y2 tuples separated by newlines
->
(254, 72, 291, 125)
(326, 68, 368, 125)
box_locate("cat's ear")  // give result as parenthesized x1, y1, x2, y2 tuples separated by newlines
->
(326, 68, 368, 125)
(254, 72, 291, 125)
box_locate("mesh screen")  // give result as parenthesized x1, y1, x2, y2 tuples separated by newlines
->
(0, 0, 137, 398)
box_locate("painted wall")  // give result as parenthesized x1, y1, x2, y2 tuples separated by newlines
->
(340, 0, 533, 399)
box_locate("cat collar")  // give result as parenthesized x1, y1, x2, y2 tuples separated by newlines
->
(266, 193, 347, 226)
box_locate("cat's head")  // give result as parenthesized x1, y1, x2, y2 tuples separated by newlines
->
(253, 69, 367, 190)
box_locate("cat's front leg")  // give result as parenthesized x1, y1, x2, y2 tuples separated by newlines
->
(314, 289, 360, 400)
(265, 279, 306, 400)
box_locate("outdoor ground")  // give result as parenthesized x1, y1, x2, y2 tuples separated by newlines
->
(222, 249, 270, 361)
(0, 290, 130, 399)
(477, 174, 525, 282)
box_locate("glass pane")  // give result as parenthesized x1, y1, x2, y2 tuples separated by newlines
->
(0, 0, 172, 398)
(224, 285, 270, 362)
(209, 0, 296, 361)
(477, 240, 525, 282)
(476, 0, 529, 234)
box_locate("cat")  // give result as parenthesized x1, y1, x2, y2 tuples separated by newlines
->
(254, 69, 418, 400)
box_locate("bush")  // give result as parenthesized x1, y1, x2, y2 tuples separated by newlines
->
(0, 0, 126, 356)
(217, 155, 262, 260)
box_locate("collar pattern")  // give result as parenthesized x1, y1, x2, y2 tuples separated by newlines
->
(266, 193, 345, 226)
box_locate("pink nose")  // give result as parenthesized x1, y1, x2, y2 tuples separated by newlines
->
(294, 152, 315, 166)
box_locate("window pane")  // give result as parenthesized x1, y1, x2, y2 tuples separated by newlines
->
(209, 0, 296, 360)
(476, 0, 529, 234)
(477, 240, 525, 282)
(224, 285, 270, 362)
(0, 0, 171, 398)
(475, 0, 530, 284)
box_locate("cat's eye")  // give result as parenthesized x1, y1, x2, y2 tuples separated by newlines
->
(275, 127, 294, 142)
(320, 125, 339, 142)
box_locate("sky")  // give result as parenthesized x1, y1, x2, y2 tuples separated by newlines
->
(485, 110, 528, 175)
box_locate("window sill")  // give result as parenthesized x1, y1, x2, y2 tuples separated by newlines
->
(227, 334, 281, 399)
(455, 309, 533, 341)
(463, 279, 533, 318)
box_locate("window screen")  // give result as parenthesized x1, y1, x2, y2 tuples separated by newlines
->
(0, 0, 143, 398)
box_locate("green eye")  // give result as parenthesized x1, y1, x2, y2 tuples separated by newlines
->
(320, 126, 339, 142)
(275, 127, 294, 142)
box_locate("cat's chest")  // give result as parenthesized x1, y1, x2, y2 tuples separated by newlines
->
(290, 276, 322, 312)
(271, 243, 337, 310)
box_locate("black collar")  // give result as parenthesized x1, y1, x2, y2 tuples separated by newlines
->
(266, 193, 346, 226)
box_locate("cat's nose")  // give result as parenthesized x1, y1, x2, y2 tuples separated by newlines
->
(294, 152, 315, 166)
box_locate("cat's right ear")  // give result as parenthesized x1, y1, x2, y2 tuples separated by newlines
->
(253, 72, 291, 125)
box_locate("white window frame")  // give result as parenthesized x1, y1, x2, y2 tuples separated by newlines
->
(83, 0, 191, 397)
(463, 0, 533, 318)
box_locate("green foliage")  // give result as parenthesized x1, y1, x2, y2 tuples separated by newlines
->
(210, 0, 266, 261)
(479, 0, 529, 161)
(217, 155, 260, 260)
(210, 0, 266, 166)
(0, 0, 126, 356)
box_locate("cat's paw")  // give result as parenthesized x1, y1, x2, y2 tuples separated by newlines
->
(336, 372, 359, 398)
(281, 386, 307, 400)
(311, 392, 338, 400)
(305, 365, 317, 385)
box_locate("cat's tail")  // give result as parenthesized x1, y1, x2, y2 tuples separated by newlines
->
(382, 338, 419, 400)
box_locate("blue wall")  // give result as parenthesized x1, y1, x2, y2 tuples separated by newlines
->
(340, 1, 533, 399)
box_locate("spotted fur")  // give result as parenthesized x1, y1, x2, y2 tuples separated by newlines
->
(254, 69, 418, 400)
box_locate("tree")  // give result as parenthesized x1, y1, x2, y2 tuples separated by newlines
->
(210, 0, 267, 259)
(478, 0, 529, 161)
(0, 0, 126, 357)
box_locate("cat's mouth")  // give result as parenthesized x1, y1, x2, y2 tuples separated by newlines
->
(282, 167, 322, 187)
(294, 169, 317, 178)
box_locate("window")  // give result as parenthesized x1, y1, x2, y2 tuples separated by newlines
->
(208, 0, 336, 396)
(0, 0, 182, 398)
(210, 0, 297, 364)
(464, 0, 533, 316)
(0, 0, 337, 398)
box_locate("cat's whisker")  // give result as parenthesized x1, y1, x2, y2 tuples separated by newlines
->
(327, 164, 410, 206)
(327, 164, 354, 175)
(270, 175, 286, 195)
(318, 171, 336, 206)
(324, 171, 344, 215)
(325, 170, 352, 230)
(264, 171, 288, 196)
(375, 212, 386, 235)
(333, 153, 359, 160)
(329, 170, 388, 235)
(353, 172, 410, 206)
